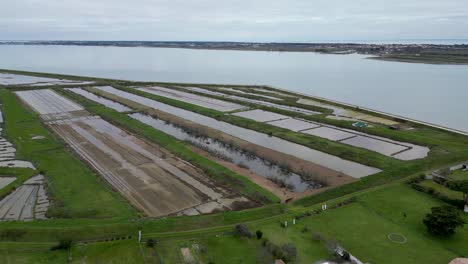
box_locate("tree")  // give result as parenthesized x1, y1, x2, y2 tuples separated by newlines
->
(234, 223, 252, 238)
(146, 238, 156, 248)
(439, 168, 452, 177)
(423, 205, 465, 236)
(50, 240, 73, 251)
(281, 243, 297, 262)
(256, 230, 263, 239)
(448, 180, 468, 203)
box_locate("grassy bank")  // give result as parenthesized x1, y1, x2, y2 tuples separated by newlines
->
(2, 182, 458, 264)
(0, 168, 37, 199)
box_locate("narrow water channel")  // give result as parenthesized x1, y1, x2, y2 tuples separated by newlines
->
(129, 113, 319, 192)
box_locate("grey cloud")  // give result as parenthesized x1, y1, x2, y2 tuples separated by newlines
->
(1, 0, 468, 41)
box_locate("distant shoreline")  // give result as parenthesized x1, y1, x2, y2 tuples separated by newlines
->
(2, 40, 468, 65)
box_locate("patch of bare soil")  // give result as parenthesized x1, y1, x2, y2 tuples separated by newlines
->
(47, 114, 253, 217)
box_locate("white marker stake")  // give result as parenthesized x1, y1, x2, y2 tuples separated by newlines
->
(285, 221, 288, 227)
(138, 230, 142, 243)
(293, 218, 296, 225)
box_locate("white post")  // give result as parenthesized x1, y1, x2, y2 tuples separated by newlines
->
(293, 218, 296, 225)
(324, 204, 327, 210)
(284, 221, 288, 227)
(138, 230, 142, 243)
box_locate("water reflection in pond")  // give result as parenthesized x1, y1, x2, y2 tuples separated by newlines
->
(129, 113, 320, 192)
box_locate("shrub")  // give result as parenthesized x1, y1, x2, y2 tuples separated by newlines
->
(406, 175, 425, 184)
(311, 232, 324, 241)
(234, 223, 252, 238)
(0, 229, 26, 241)
(51, 240, 73, 251)
(146, 238, 156, 248)
(427, 187, 435, 194)
(281, 243, 297, 262)
(262, 239, 297, 263)
(410, 183, 465, 209)
(256, 230, 263, 239)
(423, 205, 465, 236)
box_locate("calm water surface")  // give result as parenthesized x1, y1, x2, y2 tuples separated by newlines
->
(0, 45, 467, 132)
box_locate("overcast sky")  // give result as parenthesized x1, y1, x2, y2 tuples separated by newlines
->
(2, 0, 468, 41)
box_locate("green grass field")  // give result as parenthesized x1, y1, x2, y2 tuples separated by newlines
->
(451, 169, 468, 181)
(2, 183, 466, 263)
(147, 183, 467, 264)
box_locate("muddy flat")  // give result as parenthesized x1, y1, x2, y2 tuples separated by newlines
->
(16, 89, 83, 114)
(49, 116, 248, 217)
(0, 175, 49, 221)
(66, 88, 131, 112)
(233, 109, 289, 122)
(220, 87, 283, 101)
(177, 86, 319, 115)
(0, 73, 93, 86)
(16, 89, 251, 217)
(0, 177, 16, 190)
(303, 126, 356, 141)
(138, 86, 245, 112)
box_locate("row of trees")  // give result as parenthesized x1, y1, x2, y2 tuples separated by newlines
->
(234, 223, 297, 263)
(424, 176, 467, 236)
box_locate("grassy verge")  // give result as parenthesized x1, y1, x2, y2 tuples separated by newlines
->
(371, 54, 468, 65)
(0, 168, 38, 199)
(1, 177, 466, 263)
(250, 183, 467, 263)
(149, 183, 468, 264)
(58, 88, 279, 204)
(0, 89, 134, 219)
(451, 169, 468, 181)
(418, 180, 464, 200)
